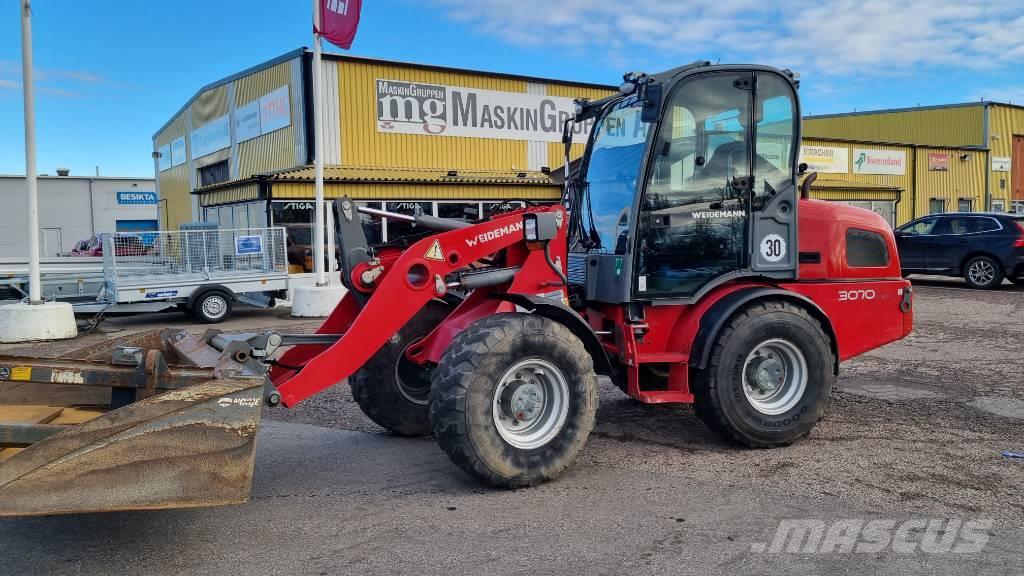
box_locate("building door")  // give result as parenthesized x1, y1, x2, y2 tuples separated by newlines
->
(1014, 135, 1024, 201)
(41, 228, 62, 257)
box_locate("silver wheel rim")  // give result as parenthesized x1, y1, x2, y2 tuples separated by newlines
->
(492, 358, 570, 450)
(968, 260, 995, 285)
(202, 295, 227, 320)
(742, 339, 807, 416)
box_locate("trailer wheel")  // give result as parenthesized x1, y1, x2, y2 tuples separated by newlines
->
(693, 300, 833, 447)
(192, 291, 233, 323)
(350, 300, 451, 436)
(430, 313, 598, 488)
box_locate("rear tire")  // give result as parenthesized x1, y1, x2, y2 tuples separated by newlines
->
(430, 313, 598, 488)
(192, 291, 232, 323)
(692, 300, 834, 447)
(963, 255, 1003, 289)
(350, 300, 451, 436)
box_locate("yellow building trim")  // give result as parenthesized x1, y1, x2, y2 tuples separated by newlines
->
(198, 182, 263, 207)
(270, 181, 560, 201)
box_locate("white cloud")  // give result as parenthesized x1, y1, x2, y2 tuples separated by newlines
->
(973, 87, 1024, 105)
(433, 0, 1024, 76)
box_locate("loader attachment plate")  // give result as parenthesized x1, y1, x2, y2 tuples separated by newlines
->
(0, 330, 267, 517)
(0, 377, 263, 517)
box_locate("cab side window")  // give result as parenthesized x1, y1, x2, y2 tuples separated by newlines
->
(898, 217, 937, 235)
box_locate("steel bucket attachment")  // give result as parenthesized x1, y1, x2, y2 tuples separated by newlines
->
(0, 329, 267, 517)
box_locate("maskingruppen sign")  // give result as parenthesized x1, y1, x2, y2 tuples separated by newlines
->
(799, 145, 848, 174)
(853, 148, 906, 175)
(375, 79, 593, 143)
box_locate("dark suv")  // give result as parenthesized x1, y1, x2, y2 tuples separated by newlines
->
(894, 212, 1024, 289)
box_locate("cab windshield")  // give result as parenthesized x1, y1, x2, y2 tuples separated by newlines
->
(576, 97, 648, 254)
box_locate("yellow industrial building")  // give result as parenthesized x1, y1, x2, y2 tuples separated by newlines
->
(153, 49, 1024, 251)
(152, 48, 609, 270)
(803, 102, 1024, 224)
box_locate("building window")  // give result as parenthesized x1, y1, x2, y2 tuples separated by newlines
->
(385, 201, 433, 242)
(957, 199, 972, 212)
(199, 160, 230, 187)
(356, 201, 383, 245)
(992, 200, 1006, 213)
(437, 201, 481, 221)
(929, 198, 946, 214)
(846, 228, 890, 267)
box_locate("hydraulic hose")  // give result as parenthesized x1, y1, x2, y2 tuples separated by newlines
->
(543, 242, 568, 287)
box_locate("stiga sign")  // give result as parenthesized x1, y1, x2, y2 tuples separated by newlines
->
(375, 79, 593, 143)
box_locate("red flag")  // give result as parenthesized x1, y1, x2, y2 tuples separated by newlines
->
(315, 0, 362, 50)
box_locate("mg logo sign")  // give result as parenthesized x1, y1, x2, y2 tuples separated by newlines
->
(376, 80, 448, 134)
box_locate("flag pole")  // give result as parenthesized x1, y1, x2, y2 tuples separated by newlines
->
(312, 0, 327, 287)
(20, 0, 41, 304)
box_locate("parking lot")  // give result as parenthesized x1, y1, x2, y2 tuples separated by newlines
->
(1, 280, 1022, 576)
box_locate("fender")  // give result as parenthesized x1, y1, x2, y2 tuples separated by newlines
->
(493, 293, 614, 377)
(187, 284, 236, 308)
(689, 286, 840, 374)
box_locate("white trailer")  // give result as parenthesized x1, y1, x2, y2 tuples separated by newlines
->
(2, 227, 289, 323)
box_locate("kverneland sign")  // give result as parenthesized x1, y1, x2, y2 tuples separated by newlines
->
(375, 79, 594, 143)
(853, 148, 906, 175)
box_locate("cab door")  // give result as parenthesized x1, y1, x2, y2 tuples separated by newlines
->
(633, 70, 798, 299)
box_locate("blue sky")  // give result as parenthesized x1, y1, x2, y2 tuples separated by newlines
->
(1, 0, 1022, 177)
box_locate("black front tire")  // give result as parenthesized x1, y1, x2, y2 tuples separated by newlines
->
(349, 300, 452, 436)
(963, 255, 1004, 289)
(692, 300, 834, 447)
(430, 313, 598, 488)
(191, 291, 233, 323)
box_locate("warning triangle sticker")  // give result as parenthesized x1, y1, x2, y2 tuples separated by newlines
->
(424, 239, 444, 261)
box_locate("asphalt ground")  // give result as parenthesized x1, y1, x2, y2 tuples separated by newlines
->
(1, 278, 1022, 575)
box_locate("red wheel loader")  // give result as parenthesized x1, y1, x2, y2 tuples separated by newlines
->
(0, 62, 913, 516)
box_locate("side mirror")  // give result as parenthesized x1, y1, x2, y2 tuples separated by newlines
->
(641, 84, 662, 123)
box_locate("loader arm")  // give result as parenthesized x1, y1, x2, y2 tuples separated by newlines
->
(271, 204, 569, 407)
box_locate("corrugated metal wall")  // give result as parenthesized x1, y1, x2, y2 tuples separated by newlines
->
(802, 138, 987, 224)
(153, 114, 191, 230)
(913, 147, 986, 215)
(336, 59, 615, 172)
(339, 60, 528, 170)
(987, 104, 1024, 205)
(804, 105, 985, 148)
(234, 59, 304, 176)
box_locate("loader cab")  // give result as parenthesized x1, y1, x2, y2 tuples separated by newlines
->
(570, 64, 801, 303)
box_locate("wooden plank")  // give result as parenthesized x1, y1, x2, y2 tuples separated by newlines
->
(0, 405, 63, 425)
(49, 408, 106, 425)
(0, 448, 24, 462)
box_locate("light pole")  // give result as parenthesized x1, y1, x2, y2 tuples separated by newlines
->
(21, 0, 40, 304)
(0, 0, 78, 342)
